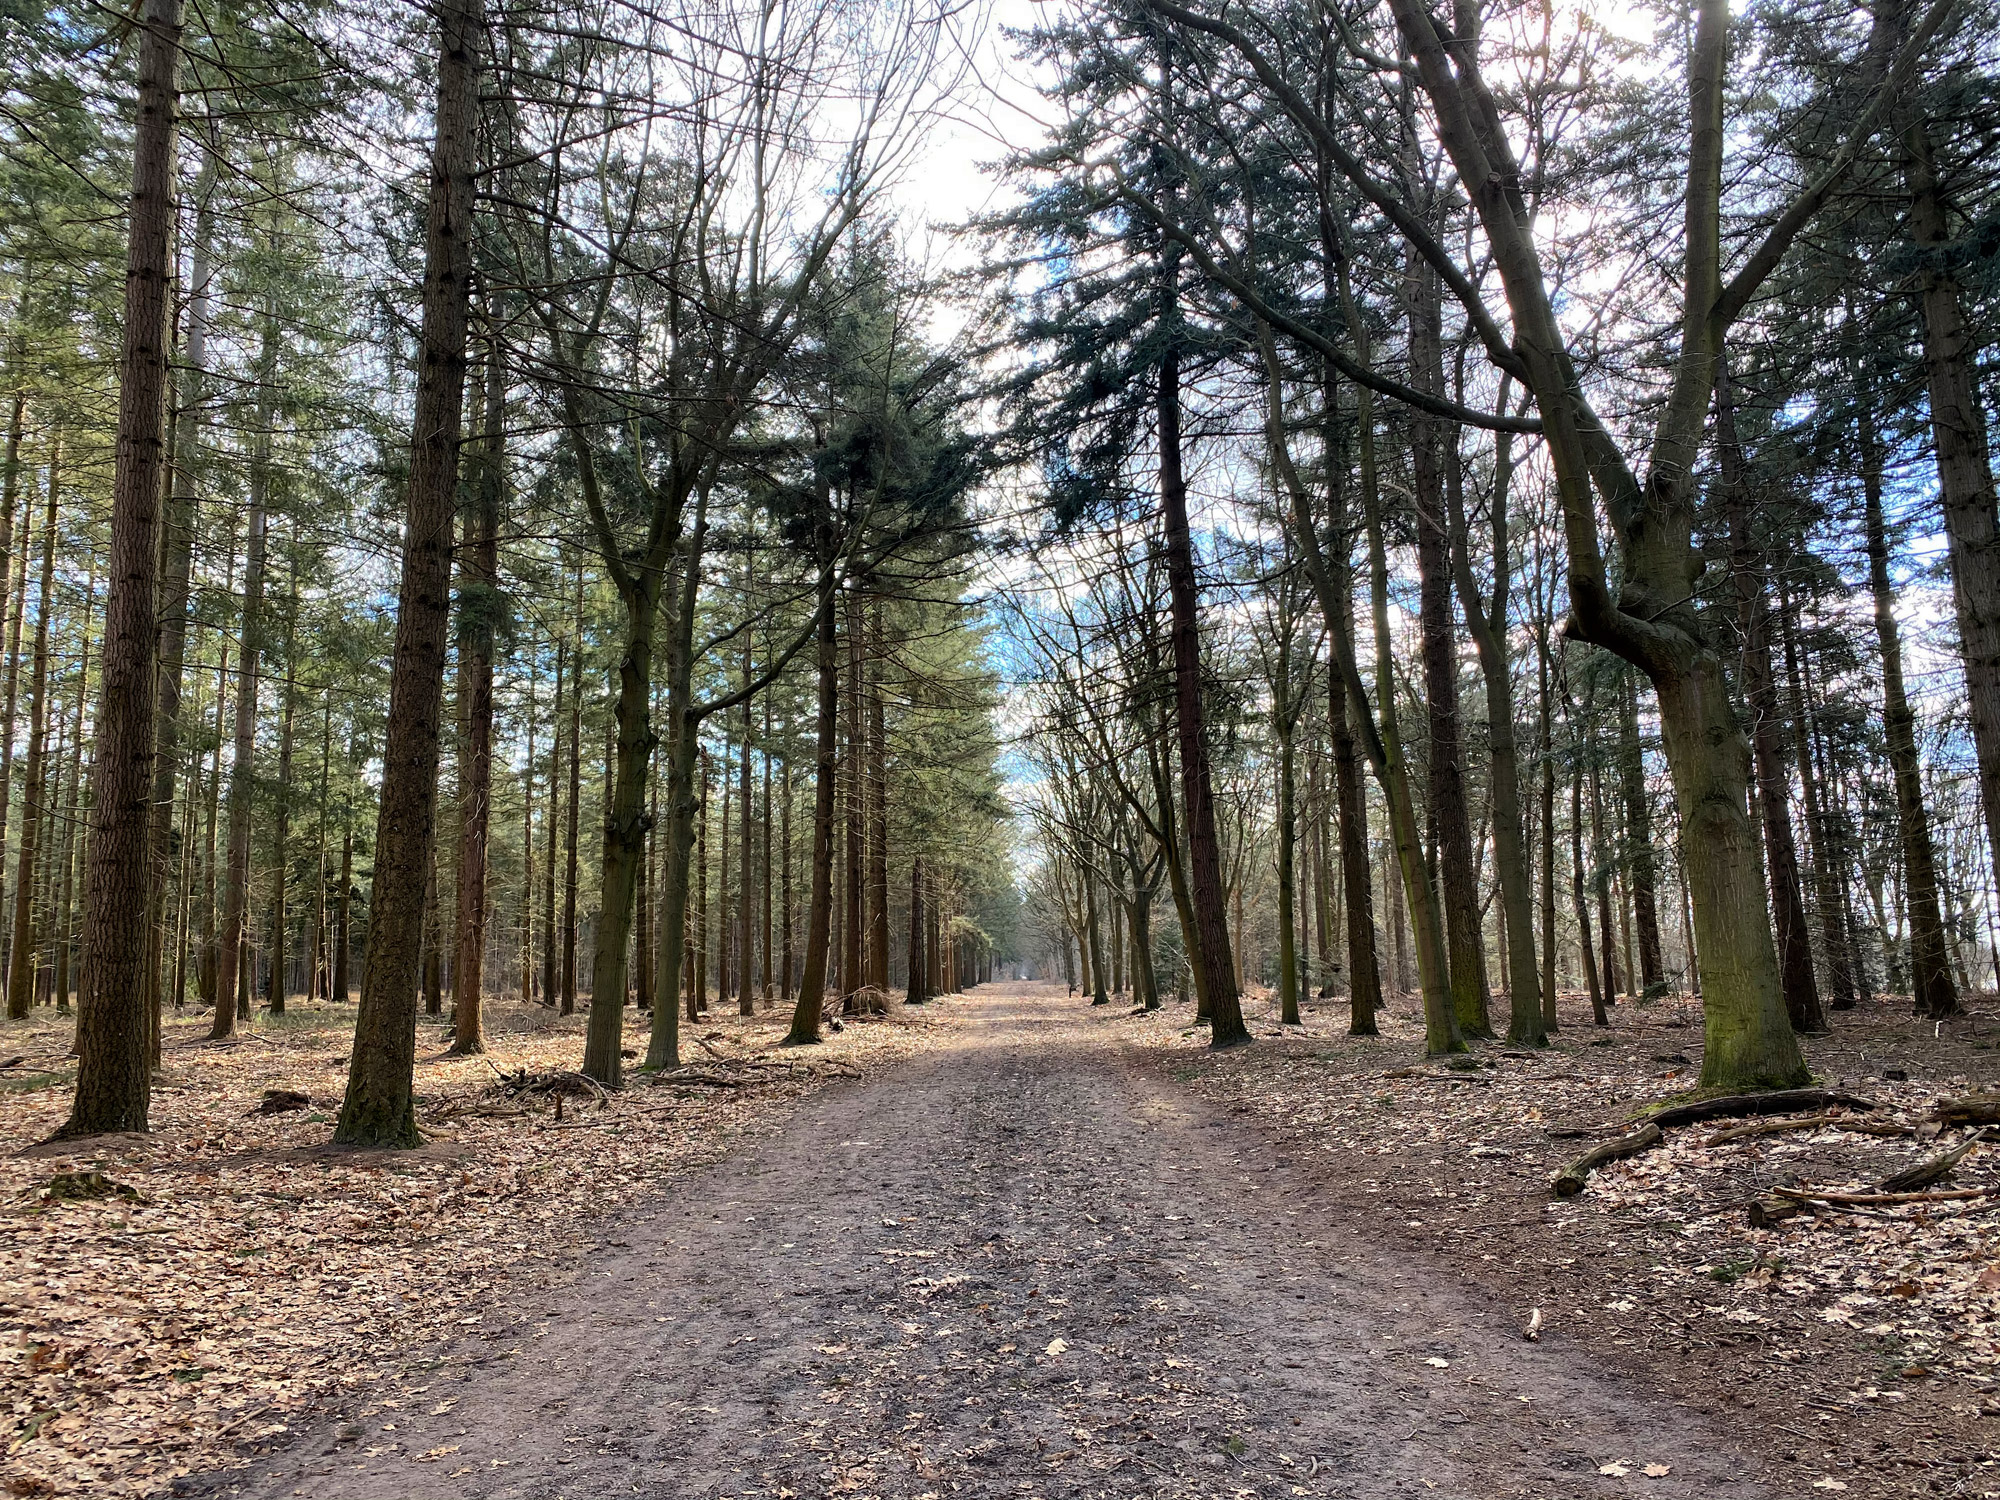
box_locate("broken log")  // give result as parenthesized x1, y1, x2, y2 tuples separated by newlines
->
(1644, 1088, 1874, 1131)
(1551, 1122, 1663, 1198)
(1933, 1093, 2000, 1128)
(1877, 1132, 1984, 1194)
(1747, 1196, 1803, 1229)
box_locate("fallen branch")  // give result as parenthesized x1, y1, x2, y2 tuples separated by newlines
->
(1772, 1184, 1995, 1208)
(1645, 1088, 1874, 1131)
(1551, 1122, 1663, 1198)
(1748, 1131, 1989, 1226)
(1705, 1112, 1910, 1146)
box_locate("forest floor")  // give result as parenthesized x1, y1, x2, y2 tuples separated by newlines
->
(5, 980, 1995, 1499)
(0, 992, 954, 1498)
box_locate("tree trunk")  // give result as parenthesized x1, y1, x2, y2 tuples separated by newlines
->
(840, 584, 864, 1010)
(1571, 739, 1607, 1027)
(212, 472, 268, 1039)
(450, 343, 503, 1055)
(0, 445, 31, 988)
(580, 575, 659, 1085)
(561, 591, 582, 1016)
(1861, 404, 1957, 1017)
(784, 491, 840, 1046)
(1262, 322, 1458, 1054)
(1159, 339, 1247, 1046)
(906, 854, 926, 1004)
(1617, 674, 1665, 994)
(1409, 258, 1490, 1038)
(268, 567, 298, 1014)
(64, 0, 183, 1135)
(1274, 642, 1300, 1025)
(1443, 384, 1545, 1044)
(7, 455, 57, 1021)
(144, 135, 214, 1046)
(737, 614, 755, 1018)
(1716, 357, 1823, 1034)
(541, 640, 563, 1006)
(1897, 110, 2000, 917)
(866, 598, 889, 995)
(334, 0, 483, 1148)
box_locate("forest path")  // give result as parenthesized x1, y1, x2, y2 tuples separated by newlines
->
(209, 983, 1769, 1500)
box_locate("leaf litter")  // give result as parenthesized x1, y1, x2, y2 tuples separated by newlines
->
(1131, 987, 2000, 1498)
(1, 995, 955, 1498)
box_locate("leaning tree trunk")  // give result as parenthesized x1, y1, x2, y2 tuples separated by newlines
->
(63, 0, 184, 1137)
(334, 0, 483, 1148)
(1862, 404, 1958, 1017)
(1159, 337, 1247, 1047)
(1261, 323, 1460, 1055)
(450, 343, 504, 1056)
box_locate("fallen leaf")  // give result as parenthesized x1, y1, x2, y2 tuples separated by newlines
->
(1599, 1462, 1630, 1477)
(1044, 1337, 1068, 1357)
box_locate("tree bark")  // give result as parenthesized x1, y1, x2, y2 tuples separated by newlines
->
(866, 597, 889, 995)
(7, 453, 57, 1021)
(334, 0, 483, 1148)
(1159, 338, 1247, 1046)
(1442, 380, 1545, 1044)
(1408, 257, 1490, 1037)
(64, 0, 183, 1136)
(268, 565, 298, 1013)
(1617, 673, 1664, 994)
(906, 854, 926, 1004)
(212, 471, 268, 1038)
(784, 488, 840, 1047)
(144, 134, 215, 1045)
(450, 343, 504, 1054)
(561, 585, 582, 1016)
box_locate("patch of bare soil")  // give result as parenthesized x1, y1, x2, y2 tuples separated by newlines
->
(1130, 985, 2000, 1499)
(0, 995, 947, 1498)
(187, 983, 1773, 1500)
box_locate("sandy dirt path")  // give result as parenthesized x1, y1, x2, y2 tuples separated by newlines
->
(194, 984, 1771, 1500)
